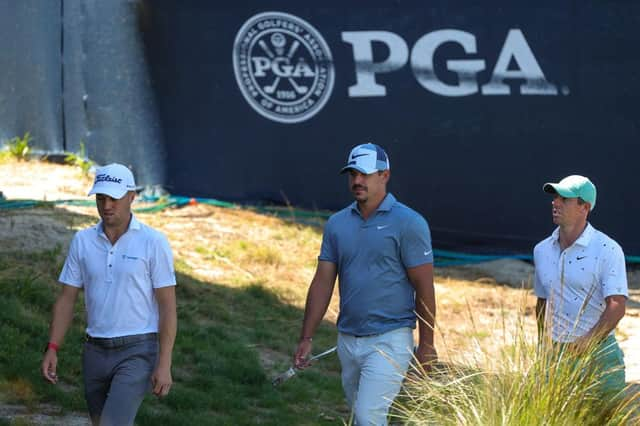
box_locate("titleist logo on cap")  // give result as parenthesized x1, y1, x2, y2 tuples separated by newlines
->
(95, 174, 123, 184)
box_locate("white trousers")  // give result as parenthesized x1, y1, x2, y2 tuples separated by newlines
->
(337, 327, 414, 425)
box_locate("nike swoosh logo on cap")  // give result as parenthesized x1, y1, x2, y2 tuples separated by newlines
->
(351, 153, 368, 159)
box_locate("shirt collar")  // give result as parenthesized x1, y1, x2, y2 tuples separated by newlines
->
(350, 193, 397, 215)
(95, 213, 140, 234)
(377, 193, 396, 212)
(551, 222, 594, 248)
(575, 222, 594, 246)
(129, 214, 141, 230)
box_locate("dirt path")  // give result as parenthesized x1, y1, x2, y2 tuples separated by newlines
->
(0, 403, 89, 425)
(620, 289, 640, 383)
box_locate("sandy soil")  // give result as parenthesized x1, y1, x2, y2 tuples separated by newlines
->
(0, 160, 93, 200)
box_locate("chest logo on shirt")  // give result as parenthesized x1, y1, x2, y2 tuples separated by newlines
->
(376, 225, 390, 230)
(122, 255, 140, 261)
(576, 256, 587, 260)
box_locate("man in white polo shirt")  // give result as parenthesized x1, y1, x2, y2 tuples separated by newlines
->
(534, 174, 628, 395)
(41, 163, 177, 426)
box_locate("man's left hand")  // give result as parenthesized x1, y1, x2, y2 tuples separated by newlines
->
(568, 337, 591, 356)
(151, 365, 173, 397)
(415, 343, 438, 373)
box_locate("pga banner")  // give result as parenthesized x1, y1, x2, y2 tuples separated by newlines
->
(144, 2, 639, 254)
(232, 11, 564, 124)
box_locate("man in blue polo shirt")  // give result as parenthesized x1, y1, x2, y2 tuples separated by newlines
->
(294, 143, 436, 425)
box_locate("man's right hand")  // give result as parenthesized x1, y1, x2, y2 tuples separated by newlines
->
(415, 343, 438, 373)
(41, 349, 59, 384)
(294, 339, 313, 369)
(42, 285, 80, 385)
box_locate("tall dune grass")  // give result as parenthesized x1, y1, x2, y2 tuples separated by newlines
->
(393, 297, 639, 425)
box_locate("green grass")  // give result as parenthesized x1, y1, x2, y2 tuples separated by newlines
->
(0, 234, 346, 424)
(0, 248, 87, 414)
(64, 142, 94, 177)
(0, 133, 32, 162)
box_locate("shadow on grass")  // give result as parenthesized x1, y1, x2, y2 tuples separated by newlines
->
(0, 207, 347, 425)
(137, 271, 346, 425)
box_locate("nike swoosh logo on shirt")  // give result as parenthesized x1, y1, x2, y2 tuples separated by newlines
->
(576, 256, 587, 260)
(424, 250, 432, 256)
(376, 225, 390, 230)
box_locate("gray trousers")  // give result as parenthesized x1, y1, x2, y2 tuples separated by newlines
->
(82, 336, 158, 426)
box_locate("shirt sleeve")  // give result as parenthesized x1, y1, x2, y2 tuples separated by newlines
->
(532, 244, 548, 299)
(318, 219, 338, 263)
(400, 214, 434, 268)
(58, 233, 84, 288)
(150, 233, 177, 288)
(600, 241, 628, 298)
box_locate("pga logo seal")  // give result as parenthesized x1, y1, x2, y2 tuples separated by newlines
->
(232, 11, 335, 124)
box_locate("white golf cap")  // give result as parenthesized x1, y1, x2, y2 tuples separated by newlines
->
(88, 163, 136, 199)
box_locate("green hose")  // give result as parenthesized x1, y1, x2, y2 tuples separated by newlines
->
(2, 195, 639, 264)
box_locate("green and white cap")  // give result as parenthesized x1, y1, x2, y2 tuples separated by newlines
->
(543, 175, 596, 211)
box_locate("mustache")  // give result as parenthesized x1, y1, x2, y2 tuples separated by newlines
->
(351, 184, 367, 191)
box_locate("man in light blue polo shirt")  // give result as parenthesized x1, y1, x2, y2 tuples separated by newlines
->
(294, 143, 436, 425)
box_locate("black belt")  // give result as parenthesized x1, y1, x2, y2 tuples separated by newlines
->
(85, 332, 157, 349)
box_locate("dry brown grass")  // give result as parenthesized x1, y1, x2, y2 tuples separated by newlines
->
(0, 378, 36, 404)
(433, 278, 537, 367)
(142, 203, 329, 312)
(1, 159, 638, 381)
(0, 159, 93, 200)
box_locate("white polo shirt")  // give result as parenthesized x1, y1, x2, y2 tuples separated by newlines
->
(59, 215, 176, 338)
(534, 223, 628, 343)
